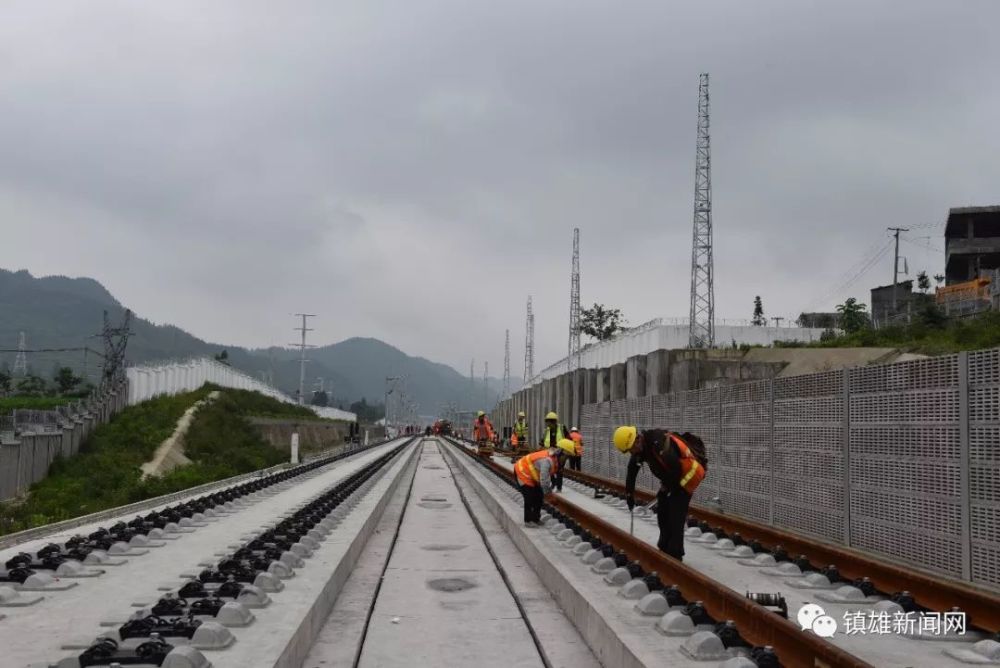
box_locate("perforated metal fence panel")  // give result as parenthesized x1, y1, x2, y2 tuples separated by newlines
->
(578, 348, 1000, 589)
(969, 348, 1000, 588)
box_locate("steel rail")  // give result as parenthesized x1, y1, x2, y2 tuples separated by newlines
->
(451, 442, 872, 668)
(561, 468, 1000, 635)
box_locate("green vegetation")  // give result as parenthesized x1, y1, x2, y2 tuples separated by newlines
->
(0, 385, 312, 536)
(579, 303, 627, 341)
(811, 311, 1000, 355)
(0, 396, 75, 410)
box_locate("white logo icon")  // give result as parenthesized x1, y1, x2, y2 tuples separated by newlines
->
(797, 603, 838, 638)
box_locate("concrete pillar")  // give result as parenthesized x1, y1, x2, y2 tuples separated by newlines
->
(596, 369, 610, 404)
(61, 426, 74, 459)
(626, 355, 647, 399)
(609, 363, 627, 400)
(645, 350, 671, 396)
(0, 442, 19, 501)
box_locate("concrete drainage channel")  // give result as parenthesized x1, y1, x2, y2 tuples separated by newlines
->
(42, 439, 415, 668)
(0, 436, 414, 668)
(443, 438, 871, 668)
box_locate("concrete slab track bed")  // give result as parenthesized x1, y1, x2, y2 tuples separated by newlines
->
(5, 434, 990, 667)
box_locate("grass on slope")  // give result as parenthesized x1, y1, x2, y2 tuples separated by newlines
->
(806, 311, 1000, 355)
(0, 385, 304, 535)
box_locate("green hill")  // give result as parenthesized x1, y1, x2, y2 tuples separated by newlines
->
(0, 268, 515, 413)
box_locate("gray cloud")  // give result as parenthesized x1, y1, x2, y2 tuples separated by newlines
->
(1, 0, 998, 374)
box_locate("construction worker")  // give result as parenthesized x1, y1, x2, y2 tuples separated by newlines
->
(473, 410, 494, 443)
(613, 426, 708, 562)
(512, 411, 529, 449)
(538, 411, 569, 490)
(514, 438, 576, 526)
(568, 427, 583, 471)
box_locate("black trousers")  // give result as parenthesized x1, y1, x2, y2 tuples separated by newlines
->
(519, 483, 544, 523)
(656, 487, 692, 561)
(568, 456, 582, 471)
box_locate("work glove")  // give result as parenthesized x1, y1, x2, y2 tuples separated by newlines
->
(626, 494, 635, 511)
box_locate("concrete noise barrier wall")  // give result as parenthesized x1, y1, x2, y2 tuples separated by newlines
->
(126, 358, 357, 422)
(579, 348, 1000, 591)
(0, 378, 127, 503)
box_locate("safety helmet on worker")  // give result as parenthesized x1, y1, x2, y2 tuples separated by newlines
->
(613, 426, 638, 453)
(545, 411, 558, 421)
(518, 411, 526, 418)
(570, 426, 579, 433)
(477, 410, 485, 417)
(554, 438, 577, 458)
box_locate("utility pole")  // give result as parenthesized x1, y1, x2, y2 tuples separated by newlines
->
(888, 227, 909, 318)
(523, 297, 534, 382)
(688, 73, 716, 349)
(290, 314, 315, 405)
(568, 228, 581, 373)
(483, 361, 488, 411)
(771, 317, 784, 328)
(385, 376, 400, 435)
(502, 329, 510, 402)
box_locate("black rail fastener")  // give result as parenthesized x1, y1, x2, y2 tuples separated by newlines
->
(746, 592, 788, 619)
(750, 645, 780, 668)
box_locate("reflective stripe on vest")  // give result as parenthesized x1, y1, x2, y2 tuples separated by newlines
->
(514, 421, 528, 439)
(668, 433, 706, 494)
(515, 449, 556, 486)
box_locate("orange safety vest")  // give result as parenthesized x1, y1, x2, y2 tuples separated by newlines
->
(570, 431, 583, 457)
(668, 433, 706, 494)
(510, 433, 519, 446)
(515, 449, 558, 487)
(474, 417, 494, 441)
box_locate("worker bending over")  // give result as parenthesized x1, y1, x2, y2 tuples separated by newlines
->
(568, 427, 583, 471)
(538, 411, 569, 490)
(514, 438, 576, 526)
(613, 426, 708, 561)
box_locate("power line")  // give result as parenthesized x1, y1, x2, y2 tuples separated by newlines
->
(803, 240, 893, 311)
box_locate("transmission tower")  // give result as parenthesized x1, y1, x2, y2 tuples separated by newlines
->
(100, 310, 133, 387)
(523, 296, 534, 382)
(13, 332, 28, 376)
(568, 228, 581, 373)
(289, 314, 316, 405)
(502, 329, 511, 401)
(688, 72, 715, 349)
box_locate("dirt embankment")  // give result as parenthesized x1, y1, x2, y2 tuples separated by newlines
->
(247, 417, 351, 452)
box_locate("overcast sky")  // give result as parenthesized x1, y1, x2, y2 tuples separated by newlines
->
(2, 1, 998, 375)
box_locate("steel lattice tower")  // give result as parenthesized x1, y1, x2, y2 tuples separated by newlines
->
(568, 228, 581, 373)
(523, 296, 534, 382)
(502, 329, 510, 400)
(13, 331, 27, 376)
(688, 73, 715, 349)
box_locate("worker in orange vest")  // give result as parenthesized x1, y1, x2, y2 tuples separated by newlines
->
(514, 438, 576, 526)
(473, 411, 494, 443)
(613, 426, 708, 561)
(568, 427, 583, 471)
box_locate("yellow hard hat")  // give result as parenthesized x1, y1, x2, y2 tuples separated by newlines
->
(518, 411, 526, 418)
(613, 426, 637, 453)
(545, 411, 558, 421)
(555, 438, 577, 457)
(477, 410, 485, 417)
